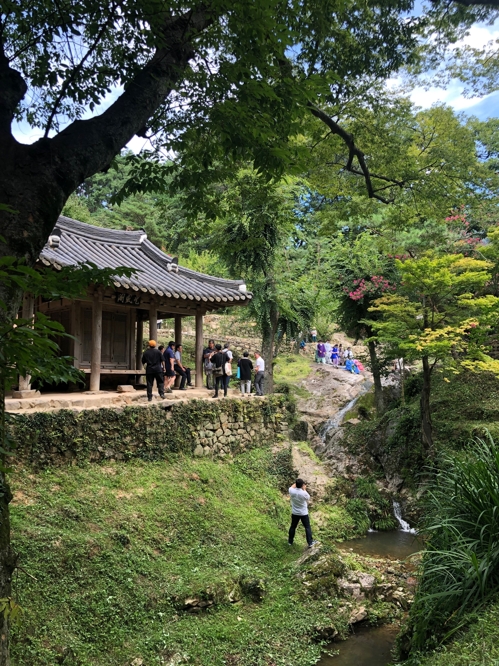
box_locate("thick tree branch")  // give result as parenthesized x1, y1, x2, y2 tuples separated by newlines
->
(43, 5, 118, 138)
(0, 5, 216, 266)
(47, 5, 215, 192)
(453, 0, 499, 5)
(309, 104, 405, 203)
(0, 31, 27, 138)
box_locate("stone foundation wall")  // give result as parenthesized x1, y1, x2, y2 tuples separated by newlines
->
(8, 396, 293, 468)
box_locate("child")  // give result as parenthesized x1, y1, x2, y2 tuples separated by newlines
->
(331, 343, 339, 367)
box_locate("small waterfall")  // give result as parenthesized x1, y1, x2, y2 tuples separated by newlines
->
(393, 501, 417, 534)
(320, 380, 372, 440)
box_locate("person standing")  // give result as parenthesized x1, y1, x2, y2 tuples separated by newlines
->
(317, 340, 326, 364)
(174, 344, 193, 390)
(238, 351, 253, 396)
(203, 339, 216, 389)
(331, 343, 339, 367)
(254, 351, 265, 396)
(288, 479, 317, 548)
(310, 328, 317, 343)
(222, 342, 233, 393)
(338, 343, 344, 365)
(211, 344, 229, 398)
(162, 340, 176, 393)
(324, 340, 332, 364)
(142, 340, 166, 402)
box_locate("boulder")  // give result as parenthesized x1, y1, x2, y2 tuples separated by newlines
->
(349, 606, 367, 624)
(296, 542, 322, 566)
(337, 580, 363, 598)
(193, 445, 204, 457)
(117, 385, 135, 393)
(291, 420, 309, 441)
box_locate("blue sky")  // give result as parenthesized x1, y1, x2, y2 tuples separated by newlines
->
(12, 17, 499, 151)
(403, 21, 499, 120)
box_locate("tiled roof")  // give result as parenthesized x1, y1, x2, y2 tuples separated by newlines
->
(39, 217, 250, 307)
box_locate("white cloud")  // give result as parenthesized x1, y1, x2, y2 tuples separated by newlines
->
(459, 24, 499, 49)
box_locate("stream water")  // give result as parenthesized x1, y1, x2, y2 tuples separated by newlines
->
(344, 529, 421, 561)
(316, 387, 421, 665)
(318, 623, 400, 666)
(320, 380, 373, 439)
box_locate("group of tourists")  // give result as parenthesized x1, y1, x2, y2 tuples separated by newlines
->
(142, 340, 265, 402)
(203, 339, 265, 399)
(314, 341, 365, 374)
(142, 339, 267, 400)
(141, 339, 194, 401)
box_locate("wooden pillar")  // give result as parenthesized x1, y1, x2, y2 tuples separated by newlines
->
(195, 310, 203, 388)
(135, 318, 144, 370)
(174, 315, 182, 345)
(149, 300, 158, 342)
(71, 300, 82, 369)
(89, 292, 102, 392)
(128, 309, 136, 370)
(18, 293, 34, 390)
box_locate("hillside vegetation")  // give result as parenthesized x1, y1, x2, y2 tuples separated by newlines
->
(10, 447, 359, 666)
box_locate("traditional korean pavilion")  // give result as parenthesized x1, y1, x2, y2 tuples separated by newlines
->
(22, 216, 250, 392)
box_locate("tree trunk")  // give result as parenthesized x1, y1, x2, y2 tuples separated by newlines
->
(0, 13, 215, 664)
(0, 381, 16, 666)
(261, 302, 279, 394)
(368, 339, 384, 415)
(421, 355, 434, 453)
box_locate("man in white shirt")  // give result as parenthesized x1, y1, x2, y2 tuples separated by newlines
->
(288, 478, 317, 548)
(254, 352, 265, 396)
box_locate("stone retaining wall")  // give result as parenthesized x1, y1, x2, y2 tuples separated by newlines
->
(8, 396, 293, 468)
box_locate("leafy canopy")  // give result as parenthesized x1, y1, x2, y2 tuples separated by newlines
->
(367, 253, 498, 365)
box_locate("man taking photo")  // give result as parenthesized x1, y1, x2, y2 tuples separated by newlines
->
(288, 478, 317, 549)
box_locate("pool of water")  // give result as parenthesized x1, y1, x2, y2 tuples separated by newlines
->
(341, 530, 422, 561)
(318, 624, 399, 666)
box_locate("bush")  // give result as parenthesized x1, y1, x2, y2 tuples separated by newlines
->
(401, 433, 499, 659)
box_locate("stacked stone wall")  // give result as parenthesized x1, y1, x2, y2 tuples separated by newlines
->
(7, 396, 293, 468)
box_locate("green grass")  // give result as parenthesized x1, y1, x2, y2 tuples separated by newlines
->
(273, 354, 310, 384)
(11, 449, 354, 666)
(402, 599, 499, 666)
(399, 433, 499, 659)
(294, 441, 322, 464)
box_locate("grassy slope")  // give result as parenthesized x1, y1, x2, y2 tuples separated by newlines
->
(373, 370, 499, 666)
(412, 600, 499, 666)
(11, 449, 354, 666)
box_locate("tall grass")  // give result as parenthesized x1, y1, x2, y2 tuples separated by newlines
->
(407, 433, 499, 656)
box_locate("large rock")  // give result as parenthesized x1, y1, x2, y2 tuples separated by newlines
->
(349, 606, 367, 624)
(291, 420, 310, 441)
(296, 542, 322, 566)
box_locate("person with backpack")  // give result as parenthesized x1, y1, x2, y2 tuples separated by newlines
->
(203, 339, 216, 389)
(211, 344, 229, 398)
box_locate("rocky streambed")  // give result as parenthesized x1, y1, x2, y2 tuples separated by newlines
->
(289, 359, 423, 665)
